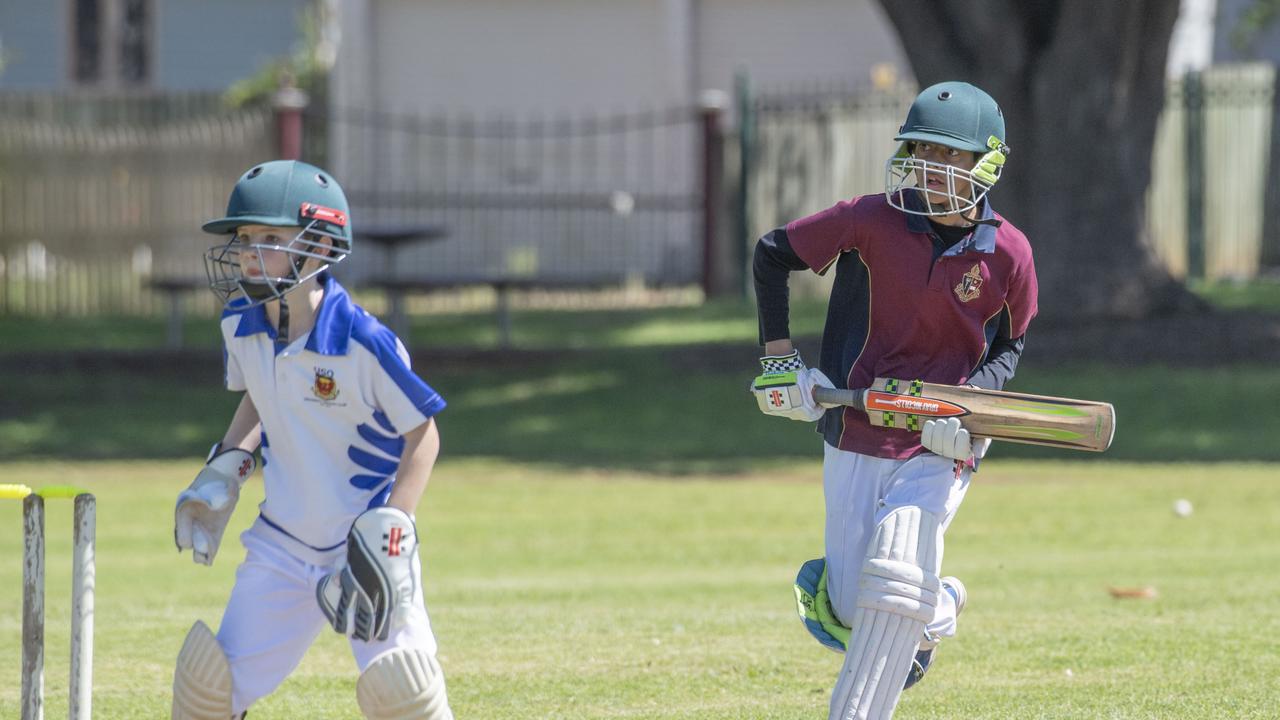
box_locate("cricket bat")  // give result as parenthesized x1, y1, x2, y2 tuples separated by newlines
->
(812, 378, 1115, 452)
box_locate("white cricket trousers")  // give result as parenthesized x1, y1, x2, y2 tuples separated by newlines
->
(822, 443, 972, 645)
(217, 522, 442, 715)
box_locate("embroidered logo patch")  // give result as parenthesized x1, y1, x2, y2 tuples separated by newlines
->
(311, 367, 340, 401)
(384, 526, 404, 556)
(954, 263, 984, 303)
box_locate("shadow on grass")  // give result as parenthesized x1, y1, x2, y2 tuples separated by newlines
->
(0, 299, 829, 353)
(3, 346, 1280, 470)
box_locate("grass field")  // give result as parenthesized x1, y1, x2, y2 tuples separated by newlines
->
(1, 459, 1278, 719)
(2, 291, 1277, 718)
(4, 353, 1280, 465)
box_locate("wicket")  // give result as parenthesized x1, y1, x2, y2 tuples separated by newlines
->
(4, 484, 96, 720)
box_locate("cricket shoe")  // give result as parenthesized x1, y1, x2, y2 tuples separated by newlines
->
(903, 576, 967, 690)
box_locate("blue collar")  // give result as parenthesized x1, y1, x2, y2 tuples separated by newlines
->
(903, 193, 999, 255)
(229, 273, 355, 355)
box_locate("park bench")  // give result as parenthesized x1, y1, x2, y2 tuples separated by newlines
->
(146, 276, 207, 349)
(367, 273, 625, 348)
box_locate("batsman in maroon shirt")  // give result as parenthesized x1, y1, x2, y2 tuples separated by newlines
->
(751, 81, 1038, 720)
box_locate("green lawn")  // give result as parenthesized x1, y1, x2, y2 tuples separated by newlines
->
(2, 353, 1278, 466)
(0, 459, 1276, 719)
(0, 298, 831, 352)
(1191, 277, 1280, 312)
(3, 293, 1274, 717)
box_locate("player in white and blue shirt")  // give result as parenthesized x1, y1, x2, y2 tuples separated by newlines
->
(220, 274, 445, 561)
(171, 160, 454, 720)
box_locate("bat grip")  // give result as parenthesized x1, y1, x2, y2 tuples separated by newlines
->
(812, 387, 866, 411)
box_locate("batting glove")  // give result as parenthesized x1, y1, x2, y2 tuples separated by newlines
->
(920, 418, 991, 462)
(751, 351, 835, 422)
(175, 444, 255, 566)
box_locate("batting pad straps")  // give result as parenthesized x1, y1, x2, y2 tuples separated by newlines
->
(831, 505, 942, 720)
(857, 558, 941, 624)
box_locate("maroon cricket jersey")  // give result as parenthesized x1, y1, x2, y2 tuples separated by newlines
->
(785, 194, 1038, 459)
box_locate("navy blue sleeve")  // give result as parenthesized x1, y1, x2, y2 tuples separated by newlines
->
(968, 328, 1025, 390)
(753, 227, 810, 344)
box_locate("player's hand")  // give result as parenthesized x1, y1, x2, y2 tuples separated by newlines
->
(750, 351, 835, 422)
(174, 445, 255, 566)
(316, 506, 420, 642)
(920, 417, 990, 461)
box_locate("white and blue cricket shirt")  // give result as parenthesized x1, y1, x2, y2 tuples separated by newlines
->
(219, 273, 446, 564)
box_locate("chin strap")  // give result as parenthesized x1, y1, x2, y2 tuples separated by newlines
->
(276, 300, 291, 351)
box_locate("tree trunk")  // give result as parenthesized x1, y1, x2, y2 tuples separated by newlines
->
(877, 0, 1204, 321)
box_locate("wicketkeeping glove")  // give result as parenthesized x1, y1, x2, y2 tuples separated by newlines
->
(316, 506, 421, 642)
(751, 351, 836, 422)
(174, 444, 256, 566)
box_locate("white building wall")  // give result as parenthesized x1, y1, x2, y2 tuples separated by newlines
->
(366, 0, 681, 114)
(336, 0, 910, 115)
(1167, 0, 1216, 76)
(695, 0, 908, 96)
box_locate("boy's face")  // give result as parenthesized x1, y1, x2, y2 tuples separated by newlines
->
(206, 217, 344, 308)
(909, 141, 980, 208)
(233, 224, 334, 282)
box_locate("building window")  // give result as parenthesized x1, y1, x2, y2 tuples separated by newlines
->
(119, 0, 150, 84)
(72, 0, 102, 84)
(71, 0, 152, 88)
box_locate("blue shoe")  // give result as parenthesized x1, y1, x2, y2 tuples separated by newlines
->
(903, 576, 966, 690)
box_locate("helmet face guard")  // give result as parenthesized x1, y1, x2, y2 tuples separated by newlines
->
(204, 217, 350, 308)
(884, 147, 1001, 217)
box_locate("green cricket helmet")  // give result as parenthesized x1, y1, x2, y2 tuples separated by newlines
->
(885, 81, 1010, 217)
(202, 160, 353, 307)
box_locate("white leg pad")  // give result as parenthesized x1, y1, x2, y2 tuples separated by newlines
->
(172, 620, 234, 720)
(830, 506, 941, 720)
(357, 648, 453, 720)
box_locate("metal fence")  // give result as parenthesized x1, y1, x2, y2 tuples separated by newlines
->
(745, 67, 1280, 287)
(743, 85, 913, 296)
(0, 92, 273, 315)
(318, 105, 705, 287)
(3, 68, 1279, 318)
(1147, 62, 1278, 280)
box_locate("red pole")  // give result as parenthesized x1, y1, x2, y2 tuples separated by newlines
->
(273, 74, 310, 160)
(699, 95, 725, 298)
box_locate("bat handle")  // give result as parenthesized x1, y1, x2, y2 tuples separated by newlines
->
(812, 386, 867, 411)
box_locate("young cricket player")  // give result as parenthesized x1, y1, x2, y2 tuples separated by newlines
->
(171, 160, 453, 719)
(750, 81, 1038, 719)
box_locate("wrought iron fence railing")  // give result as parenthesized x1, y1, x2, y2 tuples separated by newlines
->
(2, 69, 1278, 318)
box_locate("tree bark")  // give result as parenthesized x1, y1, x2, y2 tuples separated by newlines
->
(877, 0, 1204, 321)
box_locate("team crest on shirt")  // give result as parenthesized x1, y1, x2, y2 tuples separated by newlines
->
(311, 367, 340, 401)
(954, 263, 984, 303)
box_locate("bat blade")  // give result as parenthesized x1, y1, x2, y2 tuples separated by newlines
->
(812, 380, 1115, 452)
